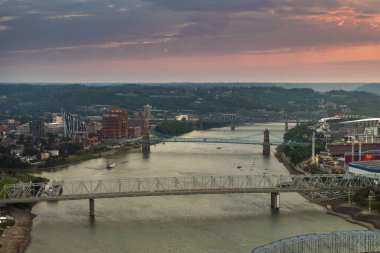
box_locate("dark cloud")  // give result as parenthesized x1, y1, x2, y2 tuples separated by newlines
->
(0, 0, 182, 53)
(0, 0, 380, 63)
(143, 0, 273, 12)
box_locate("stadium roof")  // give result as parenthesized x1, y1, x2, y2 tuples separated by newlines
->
(349, 160, 380, 173)
(341, 118, 380, 125)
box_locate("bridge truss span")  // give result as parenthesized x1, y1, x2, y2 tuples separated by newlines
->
(251, 230, 380, 253)
(1, 174, 379, 204)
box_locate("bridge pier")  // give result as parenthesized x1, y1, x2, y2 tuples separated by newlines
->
(285, 119, 288, 132)
(263, 129, 270, 156)
(89, 198, 95, 217)
(142, 132, 150, 153)
(270, 192, 280, 209)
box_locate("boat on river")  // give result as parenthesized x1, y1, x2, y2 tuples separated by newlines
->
(45, 180, 63, 197)
(106, 161, 116, 169)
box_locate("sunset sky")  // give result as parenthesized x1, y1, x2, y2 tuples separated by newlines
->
(0, 0, 380, 83)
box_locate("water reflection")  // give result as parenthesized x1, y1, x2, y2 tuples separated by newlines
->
(27, 123, 365, 253)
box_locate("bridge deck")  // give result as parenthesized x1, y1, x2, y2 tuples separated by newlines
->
(1, 174, 379, 204)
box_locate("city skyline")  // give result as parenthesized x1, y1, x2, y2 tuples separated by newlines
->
(1, 0, 380, 83)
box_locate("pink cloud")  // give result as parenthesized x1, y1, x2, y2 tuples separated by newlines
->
(293, 6, 380, 29)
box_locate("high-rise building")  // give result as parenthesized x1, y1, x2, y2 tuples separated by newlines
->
(29, 121, 44, 137)
(102, 108, 128, 139)
(143, 104, 152, 119)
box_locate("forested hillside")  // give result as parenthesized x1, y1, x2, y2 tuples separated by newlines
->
(1, 84, 380, 122)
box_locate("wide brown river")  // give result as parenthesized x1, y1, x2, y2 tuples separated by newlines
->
(27, 123, 364, 253)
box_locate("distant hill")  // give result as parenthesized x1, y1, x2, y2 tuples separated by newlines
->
(275, 83, 363, 92)
(137, 82, 364, 92)
(356, 83, 380, 95)
(0, 82, 363, 92)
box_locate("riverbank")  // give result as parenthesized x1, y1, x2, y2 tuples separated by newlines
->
(327, 203, 380, 230)
(0, 145, 142, 253)
(31, 145, 141, 172)
(274, 151, 304, 175)
(0, 206, 34, 253)
(275, 150, 380, 231)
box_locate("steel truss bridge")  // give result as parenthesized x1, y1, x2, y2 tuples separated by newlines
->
(251, 230, 380, 253)
(1, 174, 379, 205)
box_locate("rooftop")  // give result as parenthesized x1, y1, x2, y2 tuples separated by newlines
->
(341, 118, 380, 124)
(349, 160, 380, 172)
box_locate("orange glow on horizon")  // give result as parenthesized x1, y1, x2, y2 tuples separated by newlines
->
(3, 44, 380, 83)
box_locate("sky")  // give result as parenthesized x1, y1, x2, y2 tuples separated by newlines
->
(0, 0, 380, 83)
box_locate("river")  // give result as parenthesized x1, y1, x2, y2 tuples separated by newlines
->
(26, 123, 364, 253)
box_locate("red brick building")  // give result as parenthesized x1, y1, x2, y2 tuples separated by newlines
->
(102, 108, 128, 139)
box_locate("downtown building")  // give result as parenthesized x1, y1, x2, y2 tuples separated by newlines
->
(102, 108, 128, 139)
(29, 121, 44, 137)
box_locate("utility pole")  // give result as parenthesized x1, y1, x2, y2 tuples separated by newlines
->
(351, 138, 355, 163)
(311, 132, 315, 163)
(368, 190, 375, 213)
(348, 183, 351, 206)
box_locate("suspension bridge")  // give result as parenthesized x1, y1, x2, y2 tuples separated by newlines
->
(1, 174, 379, 216)
(147, 133, 284, 145)
(136, 129, 310, 154)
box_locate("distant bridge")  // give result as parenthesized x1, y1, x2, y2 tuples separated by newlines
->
(1, 174, 378, 216)
(149, 137, 283, 146)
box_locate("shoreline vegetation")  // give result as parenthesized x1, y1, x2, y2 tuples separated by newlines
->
(33, 144, 141, 172)
(154, 120, 232, 136)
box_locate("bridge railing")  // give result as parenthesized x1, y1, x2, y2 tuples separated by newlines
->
(1, 174, 379, 203)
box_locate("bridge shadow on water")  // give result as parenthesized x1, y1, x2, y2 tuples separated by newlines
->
(271, 208, 280, 217)
(89, 215, 96, 227)
(142, 152, 150, 159)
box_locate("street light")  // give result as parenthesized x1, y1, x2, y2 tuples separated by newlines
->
(368, 190, 375, 213)
(348, 183, 351, 206)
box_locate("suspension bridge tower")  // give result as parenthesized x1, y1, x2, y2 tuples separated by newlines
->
(263, 129, 270, 156)
(141, 111, 150, 153)
(142, 132, 150, 153)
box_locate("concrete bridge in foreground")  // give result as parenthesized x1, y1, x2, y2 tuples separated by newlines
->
(1, 174, 379, 216)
